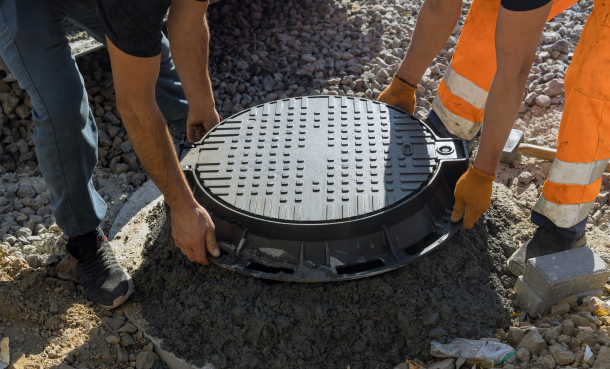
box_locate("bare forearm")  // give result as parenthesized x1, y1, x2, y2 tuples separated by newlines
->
(123, 106, 196, 211)
(168, 6, 215, 115)
(474, 76, 525, 174)
(397, 0, 462, 85)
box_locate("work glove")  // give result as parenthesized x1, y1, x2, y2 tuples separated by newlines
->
(450, 164, 496, 229)
(377, 74, 418, 114)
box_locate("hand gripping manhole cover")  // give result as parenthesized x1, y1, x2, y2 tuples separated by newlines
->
(179, 96, 469, 282)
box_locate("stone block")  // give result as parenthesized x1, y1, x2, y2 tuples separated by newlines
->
(516, 276, 602, 317)
(523, 247, 610, 301)
(507, 327, 525, 346)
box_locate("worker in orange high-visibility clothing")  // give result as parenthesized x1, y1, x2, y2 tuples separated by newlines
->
(379, 0, 609, 276)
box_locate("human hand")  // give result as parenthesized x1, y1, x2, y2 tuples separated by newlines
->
(171, 203, 219, 265)
(186, 109, 221, 142)
(450, 164, 496, 229)
(377, 75, 418, 114)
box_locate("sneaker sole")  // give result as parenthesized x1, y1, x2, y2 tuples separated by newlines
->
(507, 235, 587, 277)
(99, 277, 135, 310)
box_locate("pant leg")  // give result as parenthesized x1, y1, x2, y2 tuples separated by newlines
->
(432, 0, 579, 140)
(0, 0, 106, 238)
(532, 0, 610, 237)
(68, 8, 189, 134)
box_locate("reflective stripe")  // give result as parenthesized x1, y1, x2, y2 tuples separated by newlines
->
(542, 178, 602, 205)
(532, 194, 593, 228)
(443, 64, 489, 110)
(432, 95, 482, 140)
(437, 80, 484, 122)
(548, 157, 609, 186)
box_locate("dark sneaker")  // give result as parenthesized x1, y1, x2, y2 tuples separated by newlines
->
(507, 227, 587, 276)
(425, 109, 478, 153)
(66, 227, 134, 309)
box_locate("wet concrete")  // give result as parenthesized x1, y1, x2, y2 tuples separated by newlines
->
(119, 200, 516, 369)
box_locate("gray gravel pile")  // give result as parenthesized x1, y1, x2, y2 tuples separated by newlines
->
(130, 201, 514, 369)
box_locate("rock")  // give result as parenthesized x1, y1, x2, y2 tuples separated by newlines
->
(105, 335, 120, 345)
(517, 330, 547, 355)
(58, 365, 74, 369)
(102, 316, 126, 330)
(541, 354, 556, 369)
(563, 320, 574, 336)
(50, 302, 59, 314)
(525, 92, 537, 105)
(117, 349, 129, 363)
(551, 303, 570, 316)
(508, 327, 525, 346)
(570, 314, 595, 330)
(56, 271, 80, 284)
(44, 316, 61, 329)
(428, 359, 455, 369)
(586, 296, 608, 316)
(120, 140, 133, 153)
(14, 227, 31, 238)
(25, 254, 39, 268)
(0, 92, 19, 115)
(7, 351, 26, 369)
(576, 331, 597, 347)
(516, 347, 531, 363)
(135, 351, 159, 369)
(118, 323, 138, 333)
(544, 79, 564, 97)
(550, 344, 574, 365)
(120, 333, 136, 348)
(518, 172, 533, 185)
(593, 346, 610, 368)
(40, 254, 59, 266)
(535, 95, 551, 108)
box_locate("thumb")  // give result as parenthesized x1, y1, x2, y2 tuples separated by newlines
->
(206, 225, 220, 258)
(450, 195, 466, 224)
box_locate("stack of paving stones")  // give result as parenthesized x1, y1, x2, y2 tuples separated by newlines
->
(516, 247, 610, 317)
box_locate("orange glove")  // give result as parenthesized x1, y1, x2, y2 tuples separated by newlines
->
(450, 164, 496, 229)
(377, 74, 418, 114)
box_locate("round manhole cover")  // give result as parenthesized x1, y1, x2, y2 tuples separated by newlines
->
(180, 96, 468, 281)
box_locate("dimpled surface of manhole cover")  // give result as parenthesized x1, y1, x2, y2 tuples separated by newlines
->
(179, 96, 468, 281)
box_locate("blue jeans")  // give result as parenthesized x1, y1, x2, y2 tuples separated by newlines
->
(0, 0, 188, 238)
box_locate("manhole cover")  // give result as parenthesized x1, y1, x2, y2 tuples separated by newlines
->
(179, 96, 468, 281)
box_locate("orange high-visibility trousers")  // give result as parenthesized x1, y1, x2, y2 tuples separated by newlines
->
(433, 0, 578, 139)
(532, 0, 610, 228)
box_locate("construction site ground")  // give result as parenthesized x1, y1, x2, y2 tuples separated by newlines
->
(2, 0, 609, 368)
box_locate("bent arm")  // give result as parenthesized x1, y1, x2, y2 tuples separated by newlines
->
(474, 4, 551, 175)
(106, 39, 197, 214)
(167, 0, 219, 142)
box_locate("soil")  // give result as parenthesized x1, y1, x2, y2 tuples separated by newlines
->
(0, 258, 167, 369)
(126, 199, 517, 369)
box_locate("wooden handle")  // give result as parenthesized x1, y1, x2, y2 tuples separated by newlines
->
(516, 144, 557, 162)
(517, 144, 610, 173)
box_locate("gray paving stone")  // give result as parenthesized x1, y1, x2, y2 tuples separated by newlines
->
(515, 276, 602, 317)
(523, 247, 610, 301)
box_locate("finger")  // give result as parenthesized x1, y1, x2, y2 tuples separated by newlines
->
(461, 205, 477, 230)
(187, 129, 195, 143)
(181, 245, 195, 262)
(450, 196, 466, 223)
(206, 225, 220, 258)
(193, 242, 210, 265)
(194, 130, 203, 142)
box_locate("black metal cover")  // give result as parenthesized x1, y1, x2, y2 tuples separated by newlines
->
(179, 96, 468, 282)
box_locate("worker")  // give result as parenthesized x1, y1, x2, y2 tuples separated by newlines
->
(0, 0, 220, 309)
(379, 0, 608, 276)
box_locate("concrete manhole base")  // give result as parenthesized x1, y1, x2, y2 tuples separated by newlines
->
(111, 188, 514, 369)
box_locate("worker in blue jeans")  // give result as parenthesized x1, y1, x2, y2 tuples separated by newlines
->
(0, 0, 220, 309)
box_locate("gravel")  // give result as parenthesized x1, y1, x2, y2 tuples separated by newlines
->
(0, 0, 605, 367)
